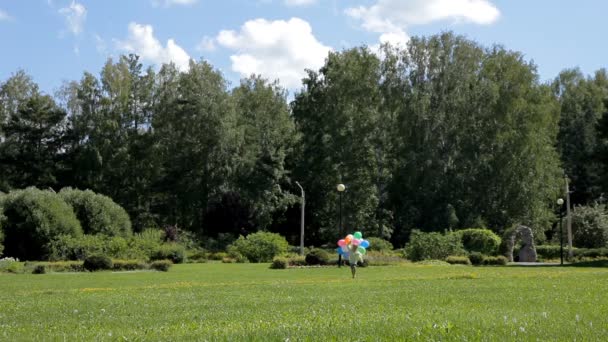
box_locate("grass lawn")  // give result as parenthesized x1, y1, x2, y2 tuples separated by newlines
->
(1, 263, 608, 341)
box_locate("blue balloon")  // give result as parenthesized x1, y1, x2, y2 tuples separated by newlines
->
(360, 240, 370, 248)
(336, 247, 343, 255)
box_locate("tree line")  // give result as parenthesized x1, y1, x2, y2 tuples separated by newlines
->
(1, 32, 606, 247)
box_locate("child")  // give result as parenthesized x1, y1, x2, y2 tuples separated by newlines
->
(348, 243, 363, 279)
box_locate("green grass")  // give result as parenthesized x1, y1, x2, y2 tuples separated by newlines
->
(2, 264, 608, 341)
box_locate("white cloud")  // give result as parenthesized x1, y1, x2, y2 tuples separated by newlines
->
(0, 9, 12, 21)
(152, 0, 198, 7)
(116, 22, 191, 71)
(346, 0, 499, 45)
(284, 0, 317, 6)
(59, 1, 86, 35)
(196, 36, 216, 52)
(216, 17, 331, 89)
(94, 34, 107, 54)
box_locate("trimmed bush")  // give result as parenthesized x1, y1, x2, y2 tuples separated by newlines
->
(453, 228, 501, 255)
(209, 252, 228, 260)
(405, 230, 465, 262)
(446, 256, 471, 265)
(59, 188, 132, 237)
(270, 256, 288, 269)
(483, 255, 508, 266)
(287, 255, 307, 266)
(150, 260, 172, 272)
(468, 252, 485, 266)
(151, 243, 186, 264)
(83, 254, 113, 271)
(535, 245, 573, 260)
(305, 248, 330, 265)
(112, 260, 147, 271)
(1, 188, 82, 260)
(32, 264, 46, 274)
(228, 232, 289, 263)
(367, 237, 394, 252)
(38, 261, 83, 272)
(569, 204, 608, 248)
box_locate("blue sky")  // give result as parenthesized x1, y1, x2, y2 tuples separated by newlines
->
(1, 0, 606, 95)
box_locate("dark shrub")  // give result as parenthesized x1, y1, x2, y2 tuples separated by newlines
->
(83, 254, 113, 271)
(569, 204, 608, 248)
(151, 244, 186, 264)
(150, 260, 172, 272)
(2, 188, 82, 260)
(59, 188, 132, 237)
(453, 228, 501, 255)
(468, 252, 485, 266)
(305, 248, 330, 265)
(228, 232, 289, 263)
(483, 255, 508, 266)
(270, 256, 288, 269)
(32, 264, 46, 274)
(446, 256, 471, 265)
(535, 245, 573, 260)
(367, 237, 394, 252)
(405, 230, 465, 262)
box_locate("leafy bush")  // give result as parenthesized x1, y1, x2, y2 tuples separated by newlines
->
(0, 257, 21, 273)
(112, 260, 147, 271)
(367, 237, 394, 252)
(535, 245, 576, 260)
(47, 234, 148, 261)
(37, 261, 83, 272)
(483, 256, 508, 266)
(228, 232, 289, 263)
(569, 204, 608, 248)
(187, 250, 208, 263)
(446, 256, 471, 265)
(453, 228, 501, 255)
(227, 250, 249, 263)
(305, 248, 330, 265)
(32, 264, 46, 274)
(270, 256, 288, 269)
(364, 251, 407, 266)
(151, 244, 186, 264)
(405, 230, 465, 262)
(287, 255, 307, 266)
(59, 188, 132, 237)
(150, 260, 172, 272)
(468, 252, 485, 266)
(209, 252, 228, 260)
(83, 254, 113, 271)
(1, 188, 82, 260)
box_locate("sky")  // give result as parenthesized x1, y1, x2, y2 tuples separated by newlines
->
(0, 0, 607, 95)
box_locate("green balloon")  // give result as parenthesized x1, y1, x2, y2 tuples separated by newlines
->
(354, 231, 363, 239)
(357, 246, 366, 254)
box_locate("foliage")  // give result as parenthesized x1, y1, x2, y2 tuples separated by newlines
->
(483, 256, 509, 266)
(83, 254, 113, 271)
(287, 255, 307, 266)
(269, 256, 288, 269)
(32, 264, 46, 274)
(569, 204, 608, 248)
(228, 232, 289, 263)
(405, 230, 465, 262)
(59, 188, 132, 237)
(1, 188, 82, 260)
(150, 260, 172, 272)
(151, 243, 186, 264)
(0, 257, 21, 273)
(453, 228, 501, 255)
(468, 252, 485, 266)
(366, 237, 394, 252)
(111, 260, 148, 271)
(445, 256, 471, 265)
(305, 248, 331, 265)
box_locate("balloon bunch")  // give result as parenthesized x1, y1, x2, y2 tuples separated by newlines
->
(336, 231, 370, 257)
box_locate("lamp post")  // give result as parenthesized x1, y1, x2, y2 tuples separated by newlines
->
(557, 198, 564, 265)
(295, 182, 305, 256)
(337, 183, 346, 267)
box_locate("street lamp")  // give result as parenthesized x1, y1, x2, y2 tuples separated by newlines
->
(557, 198, 564, 265)
(295, 182, 305, 256)
(337, 183, 346, 267)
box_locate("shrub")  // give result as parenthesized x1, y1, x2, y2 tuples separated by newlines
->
(453, 228, 501, 255)
(83, 254, 113, 271)
(32, 264, 46, 274)
(59, 188, 132, 237)
(151, 244, 186, 264)
(1, 188, 82, 260)
(446, 256, 472, 265)
(364, 251, 407, 266)
(112, 260, 147, 271)
(0, 257, 21, 273)
(468, 252, 485, 266)
(150, 260, 172, 272)
(228, 232, 289, 263)
(287, 255, 307, 266)
(535, 245, 575, 260)
(227, 250, 249, 263)
(187, 250, 208, 263)
(569, 204, 608, 248)
(405, 230, 465, 262)
(221, 257, 236, 263)
(40, 261, 83, 272)
(483, 255, 508, 266)
(305, 248, 330, 265)
(367, 237, 394, 252)
(270, 256, 288, 269)
(209, 252, 228, 260)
